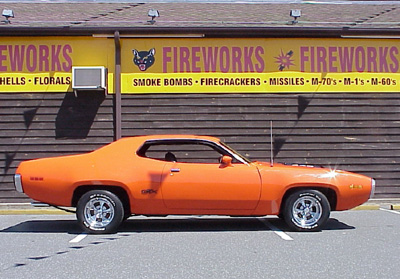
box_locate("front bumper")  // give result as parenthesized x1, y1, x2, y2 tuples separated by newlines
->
(370, 179, 376, 199)
(14, 174, 24, 193)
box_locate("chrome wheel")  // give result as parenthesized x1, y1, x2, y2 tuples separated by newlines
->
(77, 190, 124, 234)
(84, 197, 115, 229)
(283, 189, 330, 231)
(292, 196, 322, 228)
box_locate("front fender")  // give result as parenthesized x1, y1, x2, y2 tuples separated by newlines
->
(254, 164, 371, 215)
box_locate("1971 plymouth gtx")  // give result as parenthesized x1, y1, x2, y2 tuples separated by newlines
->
(14, 135, 375, 233)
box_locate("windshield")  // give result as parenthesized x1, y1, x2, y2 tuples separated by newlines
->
(219, 141, 252, 164)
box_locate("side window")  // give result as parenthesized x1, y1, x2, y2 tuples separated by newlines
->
(140, 142, 224, 163)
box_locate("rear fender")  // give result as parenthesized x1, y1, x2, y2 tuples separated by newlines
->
(71, 184, 131, 215)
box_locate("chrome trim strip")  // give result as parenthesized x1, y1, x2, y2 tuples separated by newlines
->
(14, 174, 24, 193)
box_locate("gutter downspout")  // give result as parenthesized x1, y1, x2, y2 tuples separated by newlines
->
(114, 30, 122, 140)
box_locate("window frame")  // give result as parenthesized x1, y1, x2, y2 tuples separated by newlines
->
(136, 138, 250, 165)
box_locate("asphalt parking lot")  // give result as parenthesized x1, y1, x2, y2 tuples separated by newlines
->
(0, 209, 399, 279)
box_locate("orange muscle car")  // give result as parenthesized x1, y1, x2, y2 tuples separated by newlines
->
(14, 135, 375, 233)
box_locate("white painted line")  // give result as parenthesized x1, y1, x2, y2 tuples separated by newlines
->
(379, 208, 400, 215)
(69, 233, 88, 243)
(257, 218, 293, 241)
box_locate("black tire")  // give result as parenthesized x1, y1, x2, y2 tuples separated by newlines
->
(283, 189, 330, 232)
(76, 190, 124, 234)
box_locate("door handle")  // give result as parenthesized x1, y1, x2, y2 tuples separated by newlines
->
(170, 168, 180, 173)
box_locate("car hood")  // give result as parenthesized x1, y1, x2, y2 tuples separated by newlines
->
(253, 160, 373, 189)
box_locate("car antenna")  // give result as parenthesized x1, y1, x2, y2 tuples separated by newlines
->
(270, 120, 274, 167)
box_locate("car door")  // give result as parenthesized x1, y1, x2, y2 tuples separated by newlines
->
(161, 159, 261, 211)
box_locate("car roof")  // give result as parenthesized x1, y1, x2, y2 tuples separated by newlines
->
(94, 135, 221, 156)
(122, 134, 220, 143)
(100, 135, 222, 151)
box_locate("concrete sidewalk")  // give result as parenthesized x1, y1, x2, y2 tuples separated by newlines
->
(0, 199, 399, 215)
(0, 203, 73, 215)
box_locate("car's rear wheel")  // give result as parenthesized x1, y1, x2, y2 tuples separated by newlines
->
(283, 189, 330, 232)
(76, 190, 124, 234)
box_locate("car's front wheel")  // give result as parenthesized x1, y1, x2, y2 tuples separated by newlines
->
(283, 189, 330, 232)
(76, 190, 124, 234)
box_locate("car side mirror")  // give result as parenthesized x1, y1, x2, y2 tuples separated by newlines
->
(220, 155, 233, 167)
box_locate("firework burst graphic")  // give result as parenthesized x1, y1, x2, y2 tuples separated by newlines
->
(275, 50, 295, 71)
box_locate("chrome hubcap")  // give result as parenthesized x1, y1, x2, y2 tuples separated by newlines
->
(292, 196, 322, 228)
(84, 197, 115, 229)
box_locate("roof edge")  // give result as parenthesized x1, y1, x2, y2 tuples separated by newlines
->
(0, 26, 399, 38)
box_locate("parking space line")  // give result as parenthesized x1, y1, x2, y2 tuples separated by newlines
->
(257, 218, 293, 241)
(379, 208, 400, 215)
(69, 233, 87, 243)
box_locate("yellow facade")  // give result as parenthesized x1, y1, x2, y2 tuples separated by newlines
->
(1, 37, 400, 93)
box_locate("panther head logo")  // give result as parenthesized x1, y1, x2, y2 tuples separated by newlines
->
(132, 48, 155, 71)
